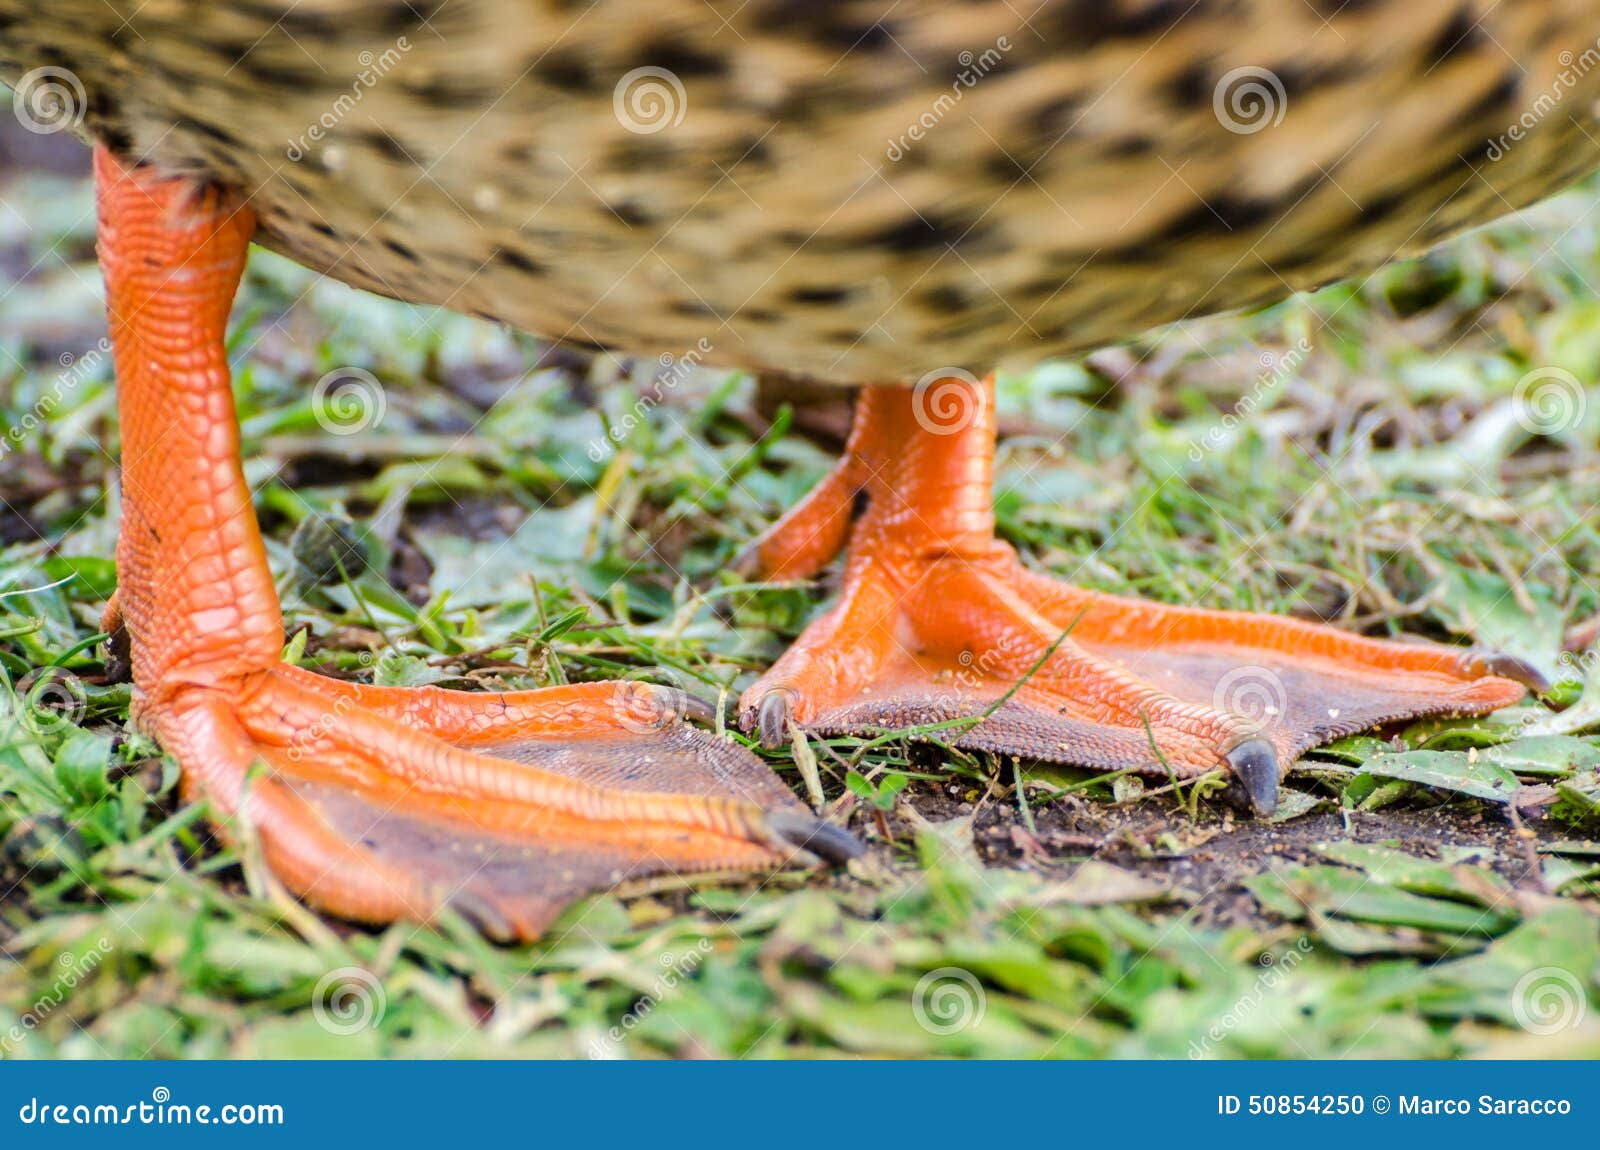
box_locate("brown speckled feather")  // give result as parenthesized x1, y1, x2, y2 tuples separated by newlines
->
(2, 0, 1597, 382)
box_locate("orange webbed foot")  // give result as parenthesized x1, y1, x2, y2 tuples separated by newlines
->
(153, 670, 855, 940)
(738, 376, 1536, 815)
(93, 144, 855, 943)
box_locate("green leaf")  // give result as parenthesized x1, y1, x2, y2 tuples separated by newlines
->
(52, 729, 113, 803)
(1247, 866, 1516, 935)
(1316, 736, 1395, 764)
(1539, 840, 1600, 857)
(1482, 736, 1600, 776)
(38, 556, 118, 603)
(1360, 749, 1521, 804)
(372, 650, 451, 688)
(1314, 841, 1510, 905)
(1417, 906, 1599, 1024)
(1269, 787, 1330, 823)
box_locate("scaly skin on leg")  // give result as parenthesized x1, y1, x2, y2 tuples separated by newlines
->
(739, 374, 1538, 814)
(94, 144, 856, 941)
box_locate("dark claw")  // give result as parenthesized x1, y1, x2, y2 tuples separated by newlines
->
(766, 810, 865, 865)
(1474, 651, 1552, 696)
(757, 690, 792, 749)
(1222, 737, 1280, 817)
(103, 623, 132, 685)
(669, 689, 719, 726)
(444, 890, 516, 943)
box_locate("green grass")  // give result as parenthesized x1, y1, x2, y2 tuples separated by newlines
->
(3, 157, 1600, 1059)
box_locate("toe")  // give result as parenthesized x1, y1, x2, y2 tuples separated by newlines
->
(162, 671, 837, 942)
(754, 689, 794, 749)
(1222, 737, 1280, 817)
(765, 809, 865, 864)
(1471, 650, 1550, 695)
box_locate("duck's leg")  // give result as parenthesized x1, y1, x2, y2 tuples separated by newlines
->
(95, 144, 854, 941)
(739, 375, 1538, 814)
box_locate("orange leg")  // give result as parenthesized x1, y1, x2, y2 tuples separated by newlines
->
(739, 375, 1538, 814)
(94, 145, 855, 941)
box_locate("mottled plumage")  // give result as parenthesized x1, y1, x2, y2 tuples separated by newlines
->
(3, 0, 1597, 382)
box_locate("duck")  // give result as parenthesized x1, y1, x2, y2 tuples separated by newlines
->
(0, 0, 1590, 940)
